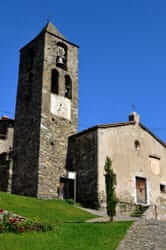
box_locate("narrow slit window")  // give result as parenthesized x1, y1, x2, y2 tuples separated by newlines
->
(65, 75, 72, 99)
(51, 69, 59, 94)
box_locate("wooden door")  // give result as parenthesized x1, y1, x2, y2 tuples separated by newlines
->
(136, 177, 147, 204)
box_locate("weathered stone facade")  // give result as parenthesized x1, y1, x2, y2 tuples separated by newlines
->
(0, 117, 14, 192)
(70, 113, 166, 211)
(12, 22, 78, 198)
(69, 130, 98, 208)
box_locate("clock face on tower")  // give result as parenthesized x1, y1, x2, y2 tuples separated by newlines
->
(50, 94, 71, 120)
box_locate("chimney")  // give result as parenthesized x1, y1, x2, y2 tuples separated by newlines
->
(129, 112, 140, 124)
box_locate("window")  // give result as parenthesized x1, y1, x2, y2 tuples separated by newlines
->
(56, 42, 67, 70)
(160, 184, 166, 193)
(135, 140, 140, 151)
(51, 69, 59, 94)
(65, 75, 72, 99)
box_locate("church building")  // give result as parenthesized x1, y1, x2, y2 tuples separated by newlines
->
(69, 112, 166, 212)
(1, 22, 166, 215)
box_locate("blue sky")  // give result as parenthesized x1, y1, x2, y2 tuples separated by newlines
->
(1, 0, 166, 140)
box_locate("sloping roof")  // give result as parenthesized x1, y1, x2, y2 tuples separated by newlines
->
(43, 22, 79, 48)
(139, 123, 166, 148)
(42, 22, 66, 40)
(70, 121, 166, 148)
(70, 121, 135, 138)
(20, 22, 79, 51)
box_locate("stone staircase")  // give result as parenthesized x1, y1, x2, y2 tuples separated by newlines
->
(130, 205, 149, 218)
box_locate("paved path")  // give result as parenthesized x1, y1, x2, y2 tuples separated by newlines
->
(86, 216, 138, 222)
(80, 206, 166, 249)
(117, 219, 166, 250)
(79, 206, 138, 222)
(78, 207, 107, 217)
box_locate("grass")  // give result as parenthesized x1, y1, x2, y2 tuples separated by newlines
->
(0, 192, 132, 250)
(0, 192, 94, 223)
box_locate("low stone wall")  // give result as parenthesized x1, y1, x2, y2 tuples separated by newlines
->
(99, 201, 166, 220)
(143, 205, 166, 221)
(116, 202, 136, 216)
(100, 201, 136, 216)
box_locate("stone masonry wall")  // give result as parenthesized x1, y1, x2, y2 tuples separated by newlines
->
(37, 31, 78, 198)
(12, 34, 45, 197)
(70, 130, 99, 208)
(12, 23, 78, 199)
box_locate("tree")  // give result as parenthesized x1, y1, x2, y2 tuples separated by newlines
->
(104, 157, 118, 222)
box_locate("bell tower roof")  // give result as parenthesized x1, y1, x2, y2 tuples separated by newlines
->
(20, 21, 79, 52)
(42, 21, 66, 40)
(40, 21, 79, 48)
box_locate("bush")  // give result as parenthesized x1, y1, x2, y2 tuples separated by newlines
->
(130, 205, 147, 217)
(65, 199, 82, 207)
(65, 199, 75, 205)
(104, 157, 118, 222)
(0, 209, 53, 233)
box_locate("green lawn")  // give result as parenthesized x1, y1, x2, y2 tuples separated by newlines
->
(0, 192, 94, 223)
(0, 192, 132, 250)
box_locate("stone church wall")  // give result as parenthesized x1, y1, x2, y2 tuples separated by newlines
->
(12, 34, 45, 197)
(70, 129, 99, 208)
(98, 123, 166, 208)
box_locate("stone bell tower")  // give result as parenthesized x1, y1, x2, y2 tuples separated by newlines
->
(12, 22, 79, 198)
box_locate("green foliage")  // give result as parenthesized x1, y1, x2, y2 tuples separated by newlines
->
(104, 157, 118, 221)
(65, 199, 82, 208)
(130, 205, 148, 217)
(104, 156, 113, 175)
(0, 214, 53, 233)
(65, 199, 76, 205)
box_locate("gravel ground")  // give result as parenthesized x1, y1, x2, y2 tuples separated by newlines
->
(117, 219, 166, 250)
